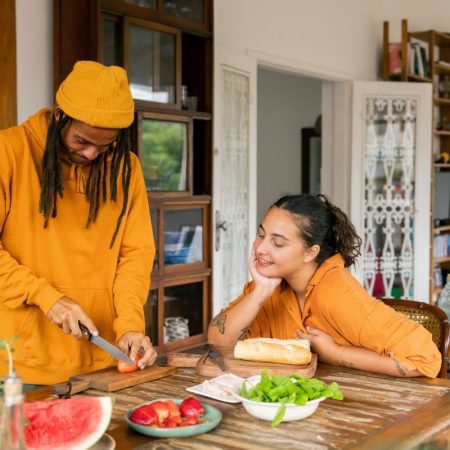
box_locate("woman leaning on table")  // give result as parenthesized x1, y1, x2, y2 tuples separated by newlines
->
(208, 194, 441, 378)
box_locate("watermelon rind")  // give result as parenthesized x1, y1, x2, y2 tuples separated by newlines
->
(24, 396, 112, 450)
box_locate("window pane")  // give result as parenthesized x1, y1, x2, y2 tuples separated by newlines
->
(363, 97, 417, 299)
(164, 282, 203, 343)
(141, 119, 187, 191)
(164, 209, 203, 265)
(129, 25, 176, 103)
(129, 25, 154, 101)
(163, 0, 204, 23)
(103, 19, 120, 67)
(124, 0, 156, 8)
(144, 289, 158, 346)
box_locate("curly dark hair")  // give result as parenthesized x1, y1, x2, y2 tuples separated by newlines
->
(39, 111, 132, 248)
(272, 194, 362, 267)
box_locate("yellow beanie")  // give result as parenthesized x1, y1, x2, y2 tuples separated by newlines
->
(56, 61, 134, 129)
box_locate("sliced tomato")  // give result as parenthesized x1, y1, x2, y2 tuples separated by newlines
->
(130, 404, 158, 426)
(164, 400, 181, 424)
(178, 417, 199, 427)
(149, 400, 170, 424)
(117, 355, 141, 373)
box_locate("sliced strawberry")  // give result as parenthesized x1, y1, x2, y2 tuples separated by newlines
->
(130, 404, 158, 426)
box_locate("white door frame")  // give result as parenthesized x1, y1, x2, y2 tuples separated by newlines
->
(212, 45, 257, 315)
(247, 50, 354, 212)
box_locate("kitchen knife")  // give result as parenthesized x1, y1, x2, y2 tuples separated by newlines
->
(78, 321, 135, 365)
(205, 344, 226, 371)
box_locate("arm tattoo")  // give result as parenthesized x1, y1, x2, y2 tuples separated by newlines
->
(210, 313, 227, 335)
(341, 359, 355, 368)
(238, 327, 249, 341)
(394, 359, 406, 377)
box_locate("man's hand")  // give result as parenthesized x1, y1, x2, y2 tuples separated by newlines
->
(117, 332, 157, 369)
(46, 296, 98, 339)
(296, 326, 342, 365)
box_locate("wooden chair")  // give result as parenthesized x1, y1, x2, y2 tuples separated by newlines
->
(380, 298, 450, 378)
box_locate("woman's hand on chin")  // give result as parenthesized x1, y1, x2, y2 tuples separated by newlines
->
(249, 251, 282, 291)
(296, 326, 342, 365)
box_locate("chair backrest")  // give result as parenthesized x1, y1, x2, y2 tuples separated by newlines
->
(380, 298, 449, 378)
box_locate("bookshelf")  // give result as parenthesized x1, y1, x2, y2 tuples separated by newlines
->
(383, 19, 450, 303)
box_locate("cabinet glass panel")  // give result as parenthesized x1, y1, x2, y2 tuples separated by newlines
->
(362, 97, 418, 299)
(150, 208, 159, 270)
(129, 24, 176, 103)
(124, 0, 156, 8)
(103, 19, 120, 67)
(144, 289, 158, 346)
(163, 282, 203, 343)
(163, 0, 204, 23)
(164, 209, 202, 265)
(141, 119, 188, 191)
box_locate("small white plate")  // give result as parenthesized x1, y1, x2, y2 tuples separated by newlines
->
(186, 373, 244, 403)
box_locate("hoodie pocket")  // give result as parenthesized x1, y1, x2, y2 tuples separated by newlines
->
(20, 287, 116, 369)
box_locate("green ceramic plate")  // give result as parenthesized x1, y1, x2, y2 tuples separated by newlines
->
(124, 398, 222, 438)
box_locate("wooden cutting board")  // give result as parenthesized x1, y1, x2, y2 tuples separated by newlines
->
(52, 365, 176, 395)
(167, 350, 317, 378)
(196, 352, 317, 378)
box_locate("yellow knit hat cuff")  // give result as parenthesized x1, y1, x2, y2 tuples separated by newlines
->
(56, 61, 134, 129)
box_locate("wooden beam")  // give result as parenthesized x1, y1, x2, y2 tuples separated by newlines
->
(0, 0, 17, 129)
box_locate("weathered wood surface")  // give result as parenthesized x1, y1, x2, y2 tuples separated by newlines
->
(69, 364, 176, 392)
(27, 364, 450, 449)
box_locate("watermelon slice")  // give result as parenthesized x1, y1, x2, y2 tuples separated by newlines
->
(24, 396, 112, 450)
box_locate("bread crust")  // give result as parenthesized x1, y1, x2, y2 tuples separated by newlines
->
(234, 338, 312, 365)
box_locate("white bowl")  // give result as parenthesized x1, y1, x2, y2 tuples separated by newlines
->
(234, 375, 325, 423)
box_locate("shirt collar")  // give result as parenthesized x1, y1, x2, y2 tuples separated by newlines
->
(308, 253, 345, 287)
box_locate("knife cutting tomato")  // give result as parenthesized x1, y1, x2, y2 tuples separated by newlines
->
(117, 355, 141, 373)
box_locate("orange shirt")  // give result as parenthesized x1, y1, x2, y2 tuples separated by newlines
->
(224, 254, 441, 378)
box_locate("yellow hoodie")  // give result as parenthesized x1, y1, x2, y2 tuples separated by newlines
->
(0, 108, 155, 384)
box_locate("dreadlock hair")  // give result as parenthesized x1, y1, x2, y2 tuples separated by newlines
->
(39, 112, 132, 249)
(271, 194, 362, 267)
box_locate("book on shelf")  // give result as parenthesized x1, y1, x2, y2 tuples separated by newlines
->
(436, 59, 450, 68)
(388, 42, 402, 74)
(409, 42, 429, 78)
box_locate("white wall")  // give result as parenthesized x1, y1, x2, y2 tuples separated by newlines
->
(215, 0, 450, 81)
(16, 0, 450, 121)
(257, 69, 321, 222)
(16, 0, 53, 124)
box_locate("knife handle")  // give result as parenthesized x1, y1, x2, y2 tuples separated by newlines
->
(78, 321, 91, 338)
(51, 379, 91, 397)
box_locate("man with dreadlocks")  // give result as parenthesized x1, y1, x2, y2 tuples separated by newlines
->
(0, 61, 157, 385)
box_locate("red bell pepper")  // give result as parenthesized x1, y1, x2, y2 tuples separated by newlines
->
(180, 396, 204, 419)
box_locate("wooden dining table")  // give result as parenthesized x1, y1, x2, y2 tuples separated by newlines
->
(27, 363, 450, 450)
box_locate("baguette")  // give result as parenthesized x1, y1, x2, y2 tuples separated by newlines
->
(234, 338, 312, 365)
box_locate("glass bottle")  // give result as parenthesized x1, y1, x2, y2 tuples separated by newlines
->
(438, 274, 450, 319)
(0, 373, 27, 450)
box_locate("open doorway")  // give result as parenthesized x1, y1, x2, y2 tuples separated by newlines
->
(257, 68, 322, 223)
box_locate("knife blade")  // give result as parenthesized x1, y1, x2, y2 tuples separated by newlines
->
(205, 344, 226, 371)
(78, 321, 134, 365)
